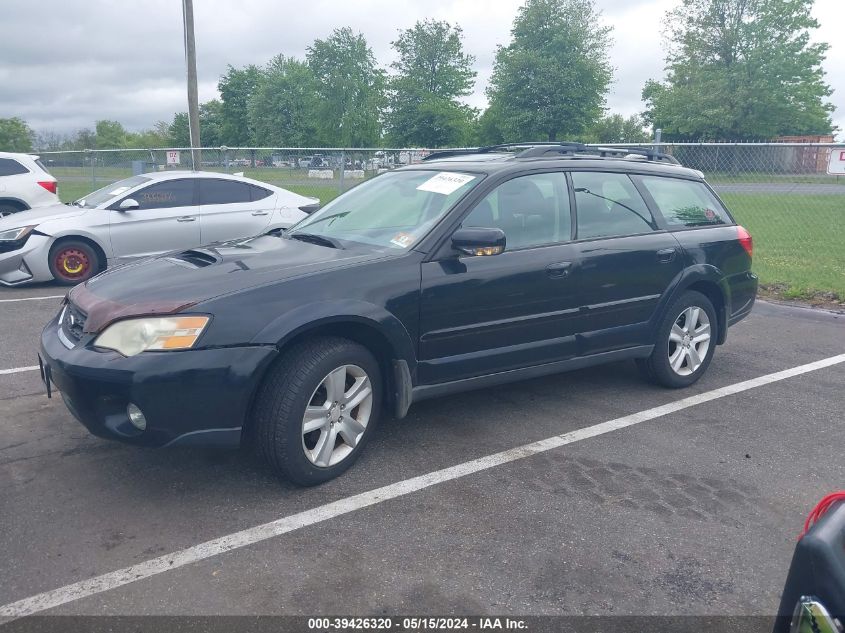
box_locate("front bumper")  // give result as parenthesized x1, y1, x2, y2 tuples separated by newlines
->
(40, 315, 279, 447)
(0, 233, 55, 286)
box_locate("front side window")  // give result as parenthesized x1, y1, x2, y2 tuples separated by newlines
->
(0, 158, 29, 176)
(288, 170, 480, 250)
(572, 172, 655, 239)
(462, 172, 571, 250)
(129, 179, 195, 210)
(637, 176, 730, 227)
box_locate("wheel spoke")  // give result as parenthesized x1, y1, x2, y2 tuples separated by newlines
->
(343, 376, 372, 411)
(670, 346, 686, 372)
(303, 406, 329, 434)
(669, 324, 685, 343)
(324, 367, 347, 403)
(311, 427, 337, 467)
(692, 323, 711, 343)
(687, 345, 702, 371)
(338, 417, 366, 448)
(688, 307, 701, 330)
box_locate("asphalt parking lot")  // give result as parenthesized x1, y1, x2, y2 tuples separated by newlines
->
(1, 285, 844, 619)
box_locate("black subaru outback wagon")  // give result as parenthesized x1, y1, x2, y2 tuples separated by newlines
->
(39, 142, 757, 485)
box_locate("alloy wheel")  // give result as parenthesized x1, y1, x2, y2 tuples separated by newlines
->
(667, 306, 711, 376)
(301, 364, 373, 467)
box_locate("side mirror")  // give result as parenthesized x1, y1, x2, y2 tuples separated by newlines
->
(451, 227, 506, 257)
(298, 202, 321, 215)
(118, 198, 139, 211)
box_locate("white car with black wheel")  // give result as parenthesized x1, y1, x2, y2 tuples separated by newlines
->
(0, 171, 319, 286)
(0, 152, 60, 217)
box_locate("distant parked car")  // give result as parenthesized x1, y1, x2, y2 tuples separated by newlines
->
(0, 171, 318, 286)
(0, 152, 59, 217)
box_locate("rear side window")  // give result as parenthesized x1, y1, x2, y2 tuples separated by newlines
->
(637, 176, 730, 227)
(0, 158, 29, 176)
(199, 179, 251, 205)
(572, 172, 656, 239)
(249, 184, 273, 201)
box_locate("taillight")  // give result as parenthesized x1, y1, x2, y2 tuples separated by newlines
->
(737, 225, 753, 259)
(38, 181, 58, 195)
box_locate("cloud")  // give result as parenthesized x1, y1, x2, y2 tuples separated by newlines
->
(0, 0, 841, 138)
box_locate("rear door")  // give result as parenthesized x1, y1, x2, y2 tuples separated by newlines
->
(198, 178, 276, 244)
(419, 171, 581, 384)
(569, 170, 683, 355)
(108, 178, 200, 260)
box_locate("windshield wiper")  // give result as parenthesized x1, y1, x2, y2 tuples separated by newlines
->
(288, 232, 342, 249)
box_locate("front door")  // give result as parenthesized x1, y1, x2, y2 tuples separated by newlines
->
(108, 178, 200, 261)
(419, 172, 580, 385)
(569, 170, 684, 355)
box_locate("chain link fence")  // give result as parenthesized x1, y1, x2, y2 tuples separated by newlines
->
(38, 143, 844, 302)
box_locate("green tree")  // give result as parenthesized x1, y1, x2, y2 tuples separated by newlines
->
(307, 28, 385, 146)
(170, 100, 223, 147)
(386, 20, 478, 147)
(218, 64, 261, 145)
(94, 120, 128, 148)
(588, 114, 650, 143)
(642, 0, 834, 140)
(248, 55, 320, 147)
(0, 117, 35, 152)
(487, 0, 613, 142)
(169, 112, 190, 147)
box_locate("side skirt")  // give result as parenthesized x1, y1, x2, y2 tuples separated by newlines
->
(411, 345, 654, 404)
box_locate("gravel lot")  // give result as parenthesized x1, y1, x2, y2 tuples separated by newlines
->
(1, 286, 843, 619)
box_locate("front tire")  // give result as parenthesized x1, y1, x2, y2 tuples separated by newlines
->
(637, 290, 717, 388)
(253, 336, 382, 486)
(49, 240, 101, 286)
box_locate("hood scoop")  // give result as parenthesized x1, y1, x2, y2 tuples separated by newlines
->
(168, 248, 220, 268)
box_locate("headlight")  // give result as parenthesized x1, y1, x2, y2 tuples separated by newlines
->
(94, 316, 210, 357)
(0, 226, 35, 241)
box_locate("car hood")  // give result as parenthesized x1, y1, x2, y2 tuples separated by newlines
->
(0, 204, 86, 230)
(71, 235, 393, 332)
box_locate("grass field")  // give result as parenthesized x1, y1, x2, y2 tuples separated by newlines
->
(721, 192, 844, 301)
(56, 176, 843, 303)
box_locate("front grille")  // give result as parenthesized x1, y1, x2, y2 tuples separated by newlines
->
(61, 302, 87, 344)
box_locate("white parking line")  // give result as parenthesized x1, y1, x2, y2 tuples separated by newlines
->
(1, 352, 844, 619)
(0, 366, 38, 375)
(0, 295, 63, 303)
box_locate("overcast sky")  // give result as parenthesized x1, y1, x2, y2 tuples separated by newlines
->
(1, 0, 842, 139)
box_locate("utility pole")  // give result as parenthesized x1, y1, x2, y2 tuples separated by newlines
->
(182, 0, 201, 170)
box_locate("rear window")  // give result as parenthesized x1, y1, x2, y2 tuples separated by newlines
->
(637, 176, 730, 228)
(34, 159, 52, 174)
(0, 158, 28, 176)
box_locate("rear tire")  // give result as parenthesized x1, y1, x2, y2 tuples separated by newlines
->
(637, 290, 718, 388)
(253, 336, 382, 486)
(48, 240, 101, 286)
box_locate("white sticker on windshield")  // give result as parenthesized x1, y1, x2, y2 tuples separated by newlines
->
(416, 172, 475, 195)
(108, 186, 131, 196)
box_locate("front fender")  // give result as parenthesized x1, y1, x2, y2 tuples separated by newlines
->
(251, 299, 418, 370)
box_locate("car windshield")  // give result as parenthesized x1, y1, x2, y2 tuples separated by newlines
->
(75, 175, 151, 208)
(287, 169, 481, 250)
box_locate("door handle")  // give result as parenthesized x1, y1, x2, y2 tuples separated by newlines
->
(657, 247, 677, 263)
(176, 216, 196, 222)
(251, 211, 270, 216)
(546, 261, 572, 278)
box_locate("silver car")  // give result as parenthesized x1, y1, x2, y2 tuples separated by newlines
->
(0, 171, 318, 286)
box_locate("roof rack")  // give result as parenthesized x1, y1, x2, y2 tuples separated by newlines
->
(422, 141, 680, 165)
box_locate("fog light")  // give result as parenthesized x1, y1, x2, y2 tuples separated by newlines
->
(126, 403, 147, 431)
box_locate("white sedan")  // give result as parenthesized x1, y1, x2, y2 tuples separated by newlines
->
(0, 171, 319, 286)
